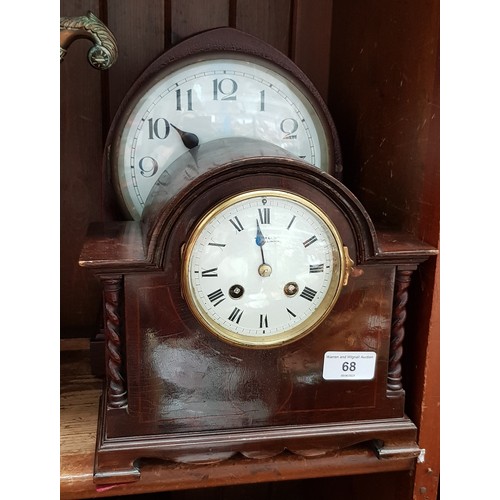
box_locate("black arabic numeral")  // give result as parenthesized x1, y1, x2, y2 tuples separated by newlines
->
(280, 118, 299, 139)
(138, 156, 159, 178)
(176, 88, 193, 111)
(213, 78, 238, 101)
(147, 118, 170, 139)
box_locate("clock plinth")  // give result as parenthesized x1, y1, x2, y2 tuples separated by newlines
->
(80, 142, 436, 483)
(94, 390, 421, 485)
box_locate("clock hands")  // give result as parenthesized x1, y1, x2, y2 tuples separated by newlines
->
(171, 124, 199, 150)
(255, 218, 266, 247)
(255, 219, 272, 277)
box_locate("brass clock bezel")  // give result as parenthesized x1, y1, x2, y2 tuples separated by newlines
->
(181, 189, 347, 348)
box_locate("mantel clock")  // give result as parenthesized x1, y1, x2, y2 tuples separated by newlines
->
(106, 27, 342, 220)
(80, 28, 437, 483)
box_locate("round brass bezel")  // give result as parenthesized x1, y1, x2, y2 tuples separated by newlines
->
(181, 189, 346, 348)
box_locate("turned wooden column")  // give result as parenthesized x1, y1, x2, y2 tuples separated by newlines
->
(102, 275, 127, 408)
(387, 267, 416, 393)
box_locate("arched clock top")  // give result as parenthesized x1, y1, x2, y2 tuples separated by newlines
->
(80, 139, 436, 274)
(140, 138, 377, 271)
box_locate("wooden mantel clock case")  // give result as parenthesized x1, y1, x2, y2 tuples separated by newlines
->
(78, 28, 436, 484)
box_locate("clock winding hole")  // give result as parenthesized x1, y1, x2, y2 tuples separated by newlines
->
(229, 284, 245, 299)
(284, 282, 299, 297)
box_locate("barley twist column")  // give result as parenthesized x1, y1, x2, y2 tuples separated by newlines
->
(387, 268, 414, 392)
(102, 276, 127, 408)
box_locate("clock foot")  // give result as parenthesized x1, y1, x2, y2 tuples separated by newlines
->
(371, 439, 422, 460)
(93, 396, 142, 484)
(93, 465, 141, 485)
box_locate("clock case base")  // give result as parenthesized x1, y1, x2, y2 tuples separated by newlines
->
(94, 389, 421, 485)
(80, 139, 437, 484)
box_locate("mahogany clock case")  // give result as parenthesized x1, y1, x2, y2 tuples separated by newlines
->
(80, 140, 436, 481)
(127, 146, 395, 430)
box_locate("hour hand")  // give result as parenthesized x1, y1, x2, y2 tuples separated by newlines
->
(171, 123, 199, 149)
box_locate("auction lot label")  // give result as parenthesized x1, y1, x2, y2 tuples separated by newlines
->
(322, 351, 377, 380)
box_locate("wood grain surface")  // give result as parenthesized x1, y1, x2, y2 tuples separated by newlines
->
(60, 342, 417, 499)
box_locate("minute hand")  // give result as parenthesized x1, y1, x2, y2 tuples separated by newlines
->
(256, 219, 272, 277)
(255, 219, 267, 264)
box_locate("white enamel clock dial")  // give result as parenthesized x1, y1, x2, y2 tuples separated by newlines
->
(182, 190, 347, 348)
(113, 55, 334, 220)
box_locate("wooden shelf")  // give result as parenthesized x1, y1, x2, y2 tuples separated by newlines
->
(61, 340, 418, 499)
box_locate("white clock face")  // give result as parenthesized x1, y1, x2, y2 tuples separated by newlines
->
(182, 190, 345, 348)
(113, 56, 333, 220)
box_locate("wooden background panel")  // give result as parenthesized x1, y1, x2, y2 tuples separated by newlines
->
(171, 0, 230, 45)
(329, 0, 439, 236)
(290, 0, 333, 101)
(234, 0, 293, 56)
(60, 0, 104, 336)
(406, 251, 440, 499)
(106, 0, 167, 121)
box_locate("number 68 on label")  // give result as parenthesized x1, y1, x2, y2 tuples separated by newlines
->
(322, 351, 377, 380)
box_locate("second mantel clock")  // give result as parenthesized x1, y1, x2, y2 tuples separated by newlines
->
(106, 27, 342, 220)
(80, 28, 437, 483)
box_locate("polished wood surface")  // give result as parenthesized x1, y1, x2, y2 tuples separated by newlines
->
(78, 152, 435, 481)
(61, 341, 418, 499)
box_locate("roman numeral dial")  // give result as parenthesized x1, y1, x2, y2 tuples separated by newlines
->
(183, 190, 348, 347)
(303, 235, 318, 248)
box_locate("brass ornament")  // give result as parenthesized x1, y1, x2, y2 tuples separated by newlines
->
(60, 11, 118, 70)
